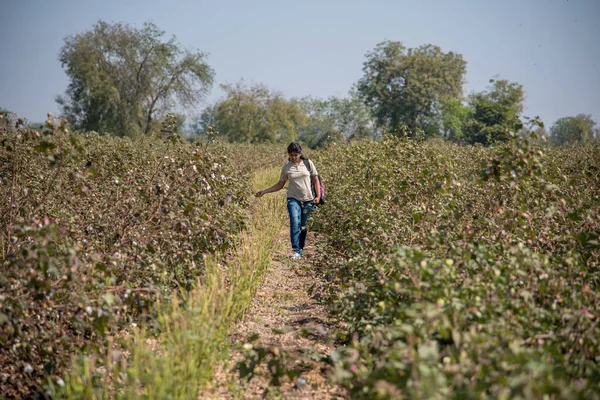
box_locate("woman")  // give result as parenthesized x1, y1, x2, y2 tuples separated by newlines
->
(255, 142, 321, 259)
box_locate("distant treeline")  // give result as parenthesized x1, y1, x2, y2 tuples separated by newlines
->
(4, 20, 599, 147)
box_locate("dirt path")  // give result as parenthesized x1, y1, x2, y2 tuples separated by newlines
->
(200, 228, 347, 399)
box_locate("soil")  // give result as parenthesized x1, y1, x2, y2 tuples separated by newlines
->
(200, 228, 347, 399)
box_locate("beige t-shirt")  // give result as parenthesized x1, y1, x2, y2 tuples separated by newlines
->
(279, 159, 318, 202)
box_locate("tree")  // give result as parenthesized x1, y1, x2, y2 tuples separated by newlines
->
(295, 93, 376, 148)
(190, 104, 217, 136)
(213, 81, 307, 143)
(462, 79, 524, 145)
(56, 20, 214, 136)
(440, 98, 471, 142)
(0, 107, 14, 129)
(356, 41, 466, 137)
(295, 96, 342, 148)
(550, 114, 599, 145)
(330, 92, 377, 141)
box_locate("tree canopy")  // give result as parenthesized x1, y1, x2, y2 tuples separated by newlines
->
(190, 104, 217, 137)
(462, 79, 524, 145)
(56, 20, 214, 136)
(439, 98, 472, 142)
(23, 19, 598, 147)
(295, 93, 376, 148)
(357, 41, 467, 137)
(0, 107, 13, 129)
(208, 81, 307, 143)
(550, 114, 599, 145)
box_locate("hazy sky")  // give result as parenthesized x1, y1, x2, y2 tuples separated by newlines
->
(1, 0, 599, 127)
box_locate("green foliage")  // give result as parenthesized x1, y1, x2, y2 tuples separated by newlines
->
(0, 109, 12, 131)
(462, 79, 525, 145)
(311, 132, 600, 398)
(0, 115, 252, 397)
(439, 98, 471, 141)
(235, 343, 300, 388)
(190, 103, 218, 137)
(295, 96, 344, 149)
(296, 93, 376, 148)
(212, 81, 307, 143)
(56, 20, 214, 137)
(550, 114, 599, 145)
(57, 166, 287, 399)
(357, 41, 466, 137)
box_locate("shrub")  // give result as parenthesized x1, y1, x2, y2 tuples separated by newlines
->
(312, 133, 600, 398)
(0, 115, 252, 397)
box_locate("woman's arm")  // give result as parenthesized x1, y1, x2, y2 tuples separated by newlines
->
(311, 175, 321, 204)
(255, 180, 286, 197)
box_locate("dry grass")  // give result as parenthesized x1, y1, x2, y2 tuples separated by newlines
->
(58, 167, 288, 399)
(200, 233, 348, 399)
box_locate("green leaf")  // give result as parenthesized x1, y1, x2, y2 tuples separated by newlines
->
(103, 293, 115, 306)
(35, 141, 56, 153)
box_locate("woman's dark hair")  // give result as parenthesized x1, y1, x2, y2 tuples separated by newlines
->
(287, 142, 302, 154)
(287, 142, 306, 159)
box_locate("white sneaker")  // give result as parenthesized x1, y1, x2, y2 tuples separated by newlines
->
(291, 252, 302, 260)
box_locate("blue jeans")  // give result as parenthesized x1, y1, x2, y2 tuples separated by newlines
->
(286, 198, 315, 253)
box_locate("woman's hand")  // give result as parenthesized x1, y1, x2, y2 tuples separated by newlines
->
(255, 181, 284, 198)
(313, 196, 320, 205)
